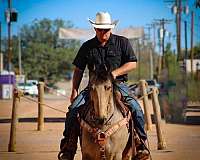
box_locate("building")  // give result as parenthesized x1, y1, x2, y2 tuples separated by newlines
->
(184, 59, 200, 73)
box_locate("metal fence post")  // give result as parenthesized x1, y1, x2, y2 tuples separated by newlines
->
(8, 89, 19, 152)
(140, 80, 152, 131)
(152, 87, 166, 150)
(37, 82, 44, 131)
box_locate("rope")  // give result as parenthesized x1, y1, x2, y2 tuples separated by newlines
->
(138, 91, 153, 100)
(21, 96, 67, 114)
(15, 86, 68, 114)
(44, 84, 70, 99)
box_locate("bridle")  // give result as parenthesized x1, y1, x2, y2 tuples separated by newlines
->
(88, 78, 115, 123)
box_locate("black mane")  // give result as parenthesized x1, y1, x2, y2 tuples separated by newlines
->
(91, 64, 112, 83)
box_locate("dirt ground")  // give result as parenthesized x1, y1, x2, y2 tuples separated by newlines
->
(0, 82, 200, 160)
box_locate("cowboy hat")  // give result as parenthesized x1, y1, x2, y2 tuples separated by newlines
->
(88, 12, 118, 29)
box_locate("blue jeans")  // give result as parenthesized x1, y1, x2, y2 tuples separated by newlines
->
(65, 82, 147, 140)
(114, 82, 147, 140)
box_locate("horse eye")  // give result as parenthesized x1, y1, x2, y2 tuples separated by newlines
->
(90, 85, 95, 91)
(104, 86, 111, 91)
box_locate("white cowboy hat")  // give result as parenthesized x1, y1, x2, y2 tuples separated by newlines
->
(88, 12, 118, 29)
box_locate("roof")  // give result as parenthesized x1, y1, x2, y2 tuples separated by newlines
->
(59, 27, 144, 40)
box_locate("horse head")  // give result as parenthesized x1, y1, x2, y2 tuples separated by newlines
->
(89, 65, 114, 125)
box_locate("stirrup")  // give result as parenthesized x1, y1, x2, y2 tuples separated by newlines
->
(58, 151, 75, 160)
(58, 151, 63, 160)
(133, 149, 150, 160)
(134, 139, 150, 160)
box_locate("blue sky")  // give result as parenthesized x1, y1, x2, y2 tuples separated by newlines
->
(0, 0, 175, 33)
(0, 0, 200, 50)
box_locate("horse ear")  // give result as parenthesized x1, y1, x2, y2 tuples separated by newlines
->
(92, 64, 96, 71)
(103, 64, 108, 72)
(91, 64, 97, 76)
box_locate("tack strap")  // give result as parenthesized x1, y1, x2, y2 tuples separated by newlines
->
(78, 111, 131, 159)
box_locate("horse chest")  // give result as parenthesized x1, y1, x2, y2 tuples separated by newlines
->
(81, 123, 129, 160)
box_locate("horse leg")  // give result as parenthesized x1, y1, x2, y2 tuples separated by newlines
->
(82, 154, 93, 160)
(122, 148, 132, 160)
(122, 133, 133, 160)
(114, 153, 123, 160)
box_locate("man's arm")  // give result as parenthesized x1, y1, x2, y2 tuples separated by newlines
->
(111, 61, 137, 79)
(70, 67, 84, 103)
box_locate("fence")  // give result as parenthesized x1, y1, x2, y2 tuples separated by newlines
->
(8, 80, 166, 152)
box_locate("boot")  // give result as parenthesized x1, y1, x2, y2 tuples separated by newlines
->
(134, 140, 150, 160)
(58, 111, 80, 160)
(58, 136, 77, 160)
(59, 151, 76, 160)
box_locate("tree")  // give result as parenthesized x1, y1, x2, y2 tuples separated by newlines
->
(11, 18, 80, 83)
(193, 43, 200, 58)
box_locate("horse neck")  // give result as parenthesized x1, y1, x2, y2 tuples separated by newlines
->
(110, 95, 124, 121)
(108, 93, 115, 115)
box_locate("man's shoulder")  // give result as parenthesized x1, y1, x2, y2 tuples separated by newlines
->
(112, 34, 129, 43)
(83, 37, 96, 46)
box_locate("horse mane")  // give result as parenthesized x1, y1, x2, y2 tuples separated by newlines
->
(90, 64, 113, 84)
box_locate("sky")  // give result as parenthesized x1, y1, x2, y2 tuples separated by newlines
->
(0, 0, 200, 51)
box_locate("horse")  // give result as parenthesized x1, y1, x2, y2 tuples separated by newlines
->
(78, 69, 135, 160)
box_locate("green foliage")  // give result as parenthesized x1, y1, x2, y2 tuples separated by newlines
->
(164, 43, 200, 114)
(187, 76, 200, 101)
(189, 43, 200, 58)
(129, 43, 156, 82)
(165, 43, 182, 81)
(11, 18, 80, 83)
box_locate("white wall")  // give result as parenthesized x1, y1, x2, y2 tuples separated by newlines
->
(185, 59, 200, 73)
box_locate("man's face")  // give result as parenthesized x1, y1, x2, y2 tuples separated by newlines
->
(95, 28, 111, 43)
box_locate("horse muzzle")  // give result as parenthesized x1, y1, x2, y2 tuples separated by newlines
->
(95, 117, 107, 125)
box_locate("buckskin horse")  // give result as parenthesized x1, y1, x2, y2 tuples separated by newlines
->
(78, 68, 136, 160)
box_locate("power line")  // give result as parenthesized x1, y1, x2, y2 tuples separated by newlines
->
(153, 18, 173, 68)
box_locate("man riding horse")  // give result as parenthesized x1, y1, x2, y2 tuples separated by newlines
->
(59, 12, 150, 160)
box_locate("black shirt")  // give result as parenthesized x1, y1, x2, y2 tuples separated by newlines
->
(72, 34, 137, 81)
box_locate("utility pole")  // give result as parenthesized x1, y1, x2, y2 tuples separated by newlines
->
(135, 38, 141, 81)
(138, 38, 141, 80)
(8, 0, 12, 72)
(5, 0, 18, 72)
(190, 11, 194, 77)
(176, 0, 182, 61)
(184, 21, 188, 60)
(152, 23, 157, 79)
(0, 21, 1, 54)
(4, 0, 17, 100)
(161, 19, 165, 68)
(199, 16, 200, 44)
(146, 24, 154, 80)
(154, 18, 172, 69)
(196, 0, 200, 8)
(0, 21, 3, 73)
(152, 23, 156, 53)
(149, 22, 160, 78)
(18, 31, 22, 75)
(164, 0, 189, 61)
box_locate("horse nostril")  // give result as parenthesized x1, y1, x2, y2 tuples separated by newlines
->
(96, 117, 106, 125)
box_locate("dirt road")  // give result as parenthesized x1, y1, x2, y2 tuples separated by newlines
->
(0, 80, 200, 160)
(1, 120, 200, 160)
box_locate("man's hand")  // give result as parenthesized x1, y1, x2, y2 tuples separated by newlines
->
(70, 67, 84, 103)
(111, 71, 117, 80)
(70, 89, 78, 103)
(111, 62, 136, 79)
